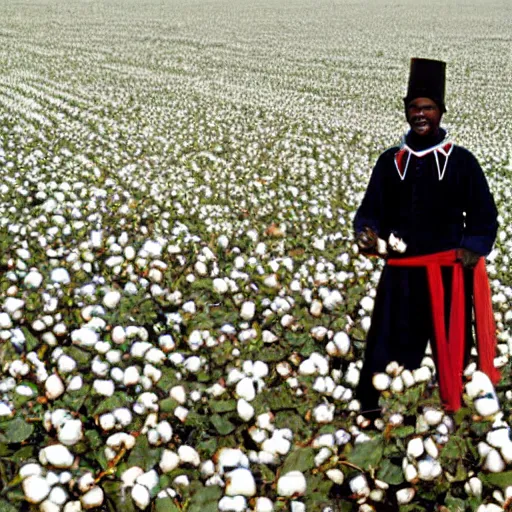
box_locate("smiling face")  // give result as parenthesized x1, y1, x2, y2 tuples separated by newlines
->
(406, 97, 442, 137)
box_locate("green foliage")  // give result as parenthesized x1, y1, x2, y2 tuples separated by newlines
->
(346, 436, 384, 470)
(281, 447, 315, 474)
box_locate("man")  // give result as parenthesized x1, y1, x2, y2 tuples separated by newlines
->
(354, 58, 500, 414)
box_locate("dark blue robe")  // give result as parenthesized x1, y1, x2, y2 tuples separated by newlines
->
(354, 129, 498, 413)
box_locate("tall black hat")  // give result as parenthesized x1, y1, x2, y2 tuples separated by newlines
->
(404, 58, 447, 113)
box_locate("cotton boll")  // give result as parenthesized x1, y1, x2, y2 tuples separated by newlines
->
(39, 444, 74, 468)
(417, 457, 442, 481)
(396, 488, 415, 505)
(349, 474, 370, 497)
(237, 398, 255, 421)
(218, 496, 247, 512)
(22, 475, 51, 503)
(225, 468, 256, 497)
(240, 301, 255, 320)
(236, 377, 256, 402)
(475, 397, 500, 417)
(326, 469, 344, 485)
(404, 463, 418, 482)
(131, 483, 150, 510)
(121, 466, 144, 487)
(45, 374, 65, 400)
(277, 471, 307, 497)
(407, 438, 424, 459)
(81, 486, 104, 509)
(465, 476, 483, 497)
(254, 497, 274, 512)
(423, 407, 444, 426)
(484, 449, 506, 473)
(178, 445, 200, 467)
(372, 373, 391, 391)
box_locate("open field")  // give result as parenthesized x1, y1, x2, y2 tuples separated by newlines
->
(0, 0, 511, 510)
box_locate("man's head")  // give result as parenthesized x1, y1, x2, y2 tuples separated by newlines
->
(403, 58, 447, 135)
(405, 97, 442, 137)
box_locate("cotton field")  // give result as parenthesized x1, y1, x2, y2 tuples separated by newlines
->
(0, 0, 511, 510)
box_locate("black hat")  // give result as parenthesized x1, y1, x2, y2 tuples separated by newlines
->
(404, 58, 447, 113)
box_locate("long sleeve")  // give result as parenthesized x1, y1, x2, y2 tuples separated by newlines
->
(460, 151, 498, 256)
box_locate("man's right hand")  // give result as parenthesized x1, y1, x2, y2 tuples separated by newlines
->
(356, 227, 378, 253)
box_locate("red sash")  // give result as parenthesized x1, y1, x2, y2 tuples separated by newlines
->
(387, 250, 500, 412)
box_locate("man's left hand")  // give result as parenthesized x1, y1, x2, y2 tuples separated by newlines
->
(457, 248, 481, 269)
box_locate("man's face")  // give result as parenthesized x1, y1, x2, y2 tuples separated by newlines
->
(406, 97, 442, 137)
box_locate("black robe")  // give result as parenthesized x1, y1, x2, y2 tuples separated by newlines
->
(354, 129, 498, 413)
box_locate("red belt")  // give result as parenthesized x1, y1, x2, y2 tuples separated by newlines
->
(387, 249, 500, 412)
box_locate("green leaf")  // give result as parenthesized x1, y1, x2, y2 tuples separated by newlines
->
(65, 346, 92, 366)
(0, 498, 19, 512)
(157, 367, 178, 391)
(93, 392, 132, 415)
(258, 345, 289, 362)
(480, 470, 512, 488)
(444, 495, 466, 511)
(376, 458, 404, 485)
(391, 426, 415, 438)
(0, 417, 34, 444)
(210, 414, 236, 435)
(210, 400, 237, 413)
(155, 497, 180, 512)
(159, 398, 179, 413)
(281, 447, 315, 474)
(8, 445, 34, 463)
(103, 481, 136, 512)
(21, 327, 39, 351)
(400, 505, 427, 512)
(346, 437, 384, 470)
(188, 484, 222, 505)
(442, 435, 467, 460)
(127, 434, 162, 471)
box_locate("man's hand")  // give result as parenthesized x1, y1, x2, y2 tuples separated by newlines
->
(456, 248, 481, 269)
(356, 227, 378, 254)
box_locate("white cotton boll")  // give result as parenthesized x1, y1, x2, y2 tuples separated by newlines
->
(372, 373, 391, 391)
(49, 486, 67, 505)
(413, 366, 431, 383)
(314, 447, 332, 466)
(424, 437, 439, 459)
(111, 326, 126, 344)
(174, 406, 188, 422)
(290, 502, 306, 512)
(45, 375, 65, 400)
(225, 468, 256, 497)
(310, 300, 323, 317)
(466, 371, 495, 399)
(465, 476, 483, 497)
(360, 296, 374, 312)
(124, 366, 140, 386)
(349, 474, 370, 497)
(170, 385, 186, 404)
(252, 361, 269, 379)
(407, 438, 424, 459)
(345, 365, 360, 387)
(121, 466, 144, 487)
(178, 445, 200, 467)
(313, 403, 335, 423)
(475, 397, 500, 417)
(298, 358, 316, 375)
(24, 271, 43, 289)
(103, 291, 121, 309)
(218, 496, 247, 512)
(423, 407, 444, 426)
(159, 450, 180, 473)
(57, 355, 76, 374)
(20, 463, 42, 479)
(361, 316, 372, 331)
(46, 472, 60, 487)
(131, 484, 150, 510)
(396, 488, 415, 505)
(51, 268, 70, 284)
(236, 377, 256, 402)
(484, 449, 506, 473)
(156, 422, 172, 443)
(487, 428, 511, 449)
(390, 376, 404, 392)
(136, 470, 159, 491)
(23, 475, 50, 503)
(277, 471, 307, 497)
(240, 301, 255, 320)
(58, 419, 83, 446)
(500, 442, 512, 463)
(478, 442, 492, 457)
(326, 469, 344, 485)
(333, 332, 350, 356)
(99, 414, 116, 431)
(237, 399, 255, 421)
(40, 444, 74, 468)
(417, 457, 442, 481)
(254, 497, 274, 512)
(404, 463, 418, 482)
(93, 379, 114, 396)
